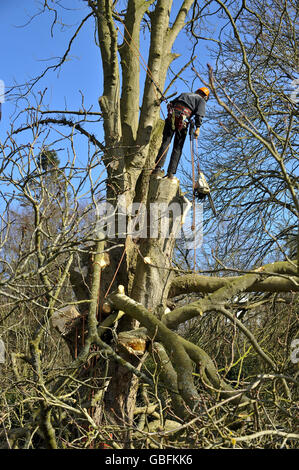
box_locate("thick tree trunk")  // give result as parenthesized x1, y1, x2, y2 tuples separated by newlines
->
(100, 176, 191, 426)
(67, 0, 200, 436)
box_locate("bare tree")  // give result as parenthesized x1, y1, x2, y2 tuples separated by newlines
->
(187, 0, 298, 268)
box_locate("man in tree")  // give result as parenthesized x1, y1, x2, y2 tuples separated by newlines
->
(153, 87, 210, 178)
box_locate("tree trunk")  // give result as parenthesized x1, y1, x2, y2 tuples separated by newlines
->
(66, 0, 197, 429)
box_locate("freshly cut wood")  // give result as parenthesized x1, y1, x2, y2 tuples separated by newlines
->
(51, 305, 81, 336)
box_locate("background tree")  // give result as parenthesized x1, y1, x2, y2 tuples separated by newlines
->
(187, 0, 298, 268)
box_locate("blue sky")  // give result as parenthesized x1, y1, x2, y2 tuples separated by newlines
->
(0, 1, 101, 135)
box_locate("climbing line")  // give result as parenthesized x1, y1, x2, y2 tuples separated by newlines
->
(115, 26, 159, 101)
(104, 242, 127, 299)
(114, 15, 167, 118)
(190, 129, 197, 272)
(154, 142, 171, 169)
(195, 137, 201, 174)
(116, 15, 168, 102)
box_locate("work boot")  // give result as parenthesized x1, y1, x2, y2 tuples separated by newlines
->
(152, 167, 164, 178)
(167, 172, 175, 179)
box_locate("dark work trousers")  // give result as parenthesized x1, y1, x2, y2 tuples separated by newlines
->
(155, 118, 188, 174)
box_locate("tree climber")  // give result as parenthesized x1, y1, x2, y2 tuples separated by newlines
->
(152, 87, 210, 179)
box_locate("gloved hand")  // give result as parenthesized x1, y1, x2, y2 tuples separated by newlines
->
(193, 187, 207, 200)
(194, 127, 200, 139)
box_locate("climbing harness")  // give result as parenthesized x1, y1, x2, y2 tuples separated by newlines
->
(168, 102, 192, 131)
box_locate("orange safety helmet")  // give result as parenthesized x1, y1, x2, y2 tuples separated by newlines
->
(196, 86, 210, 98)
